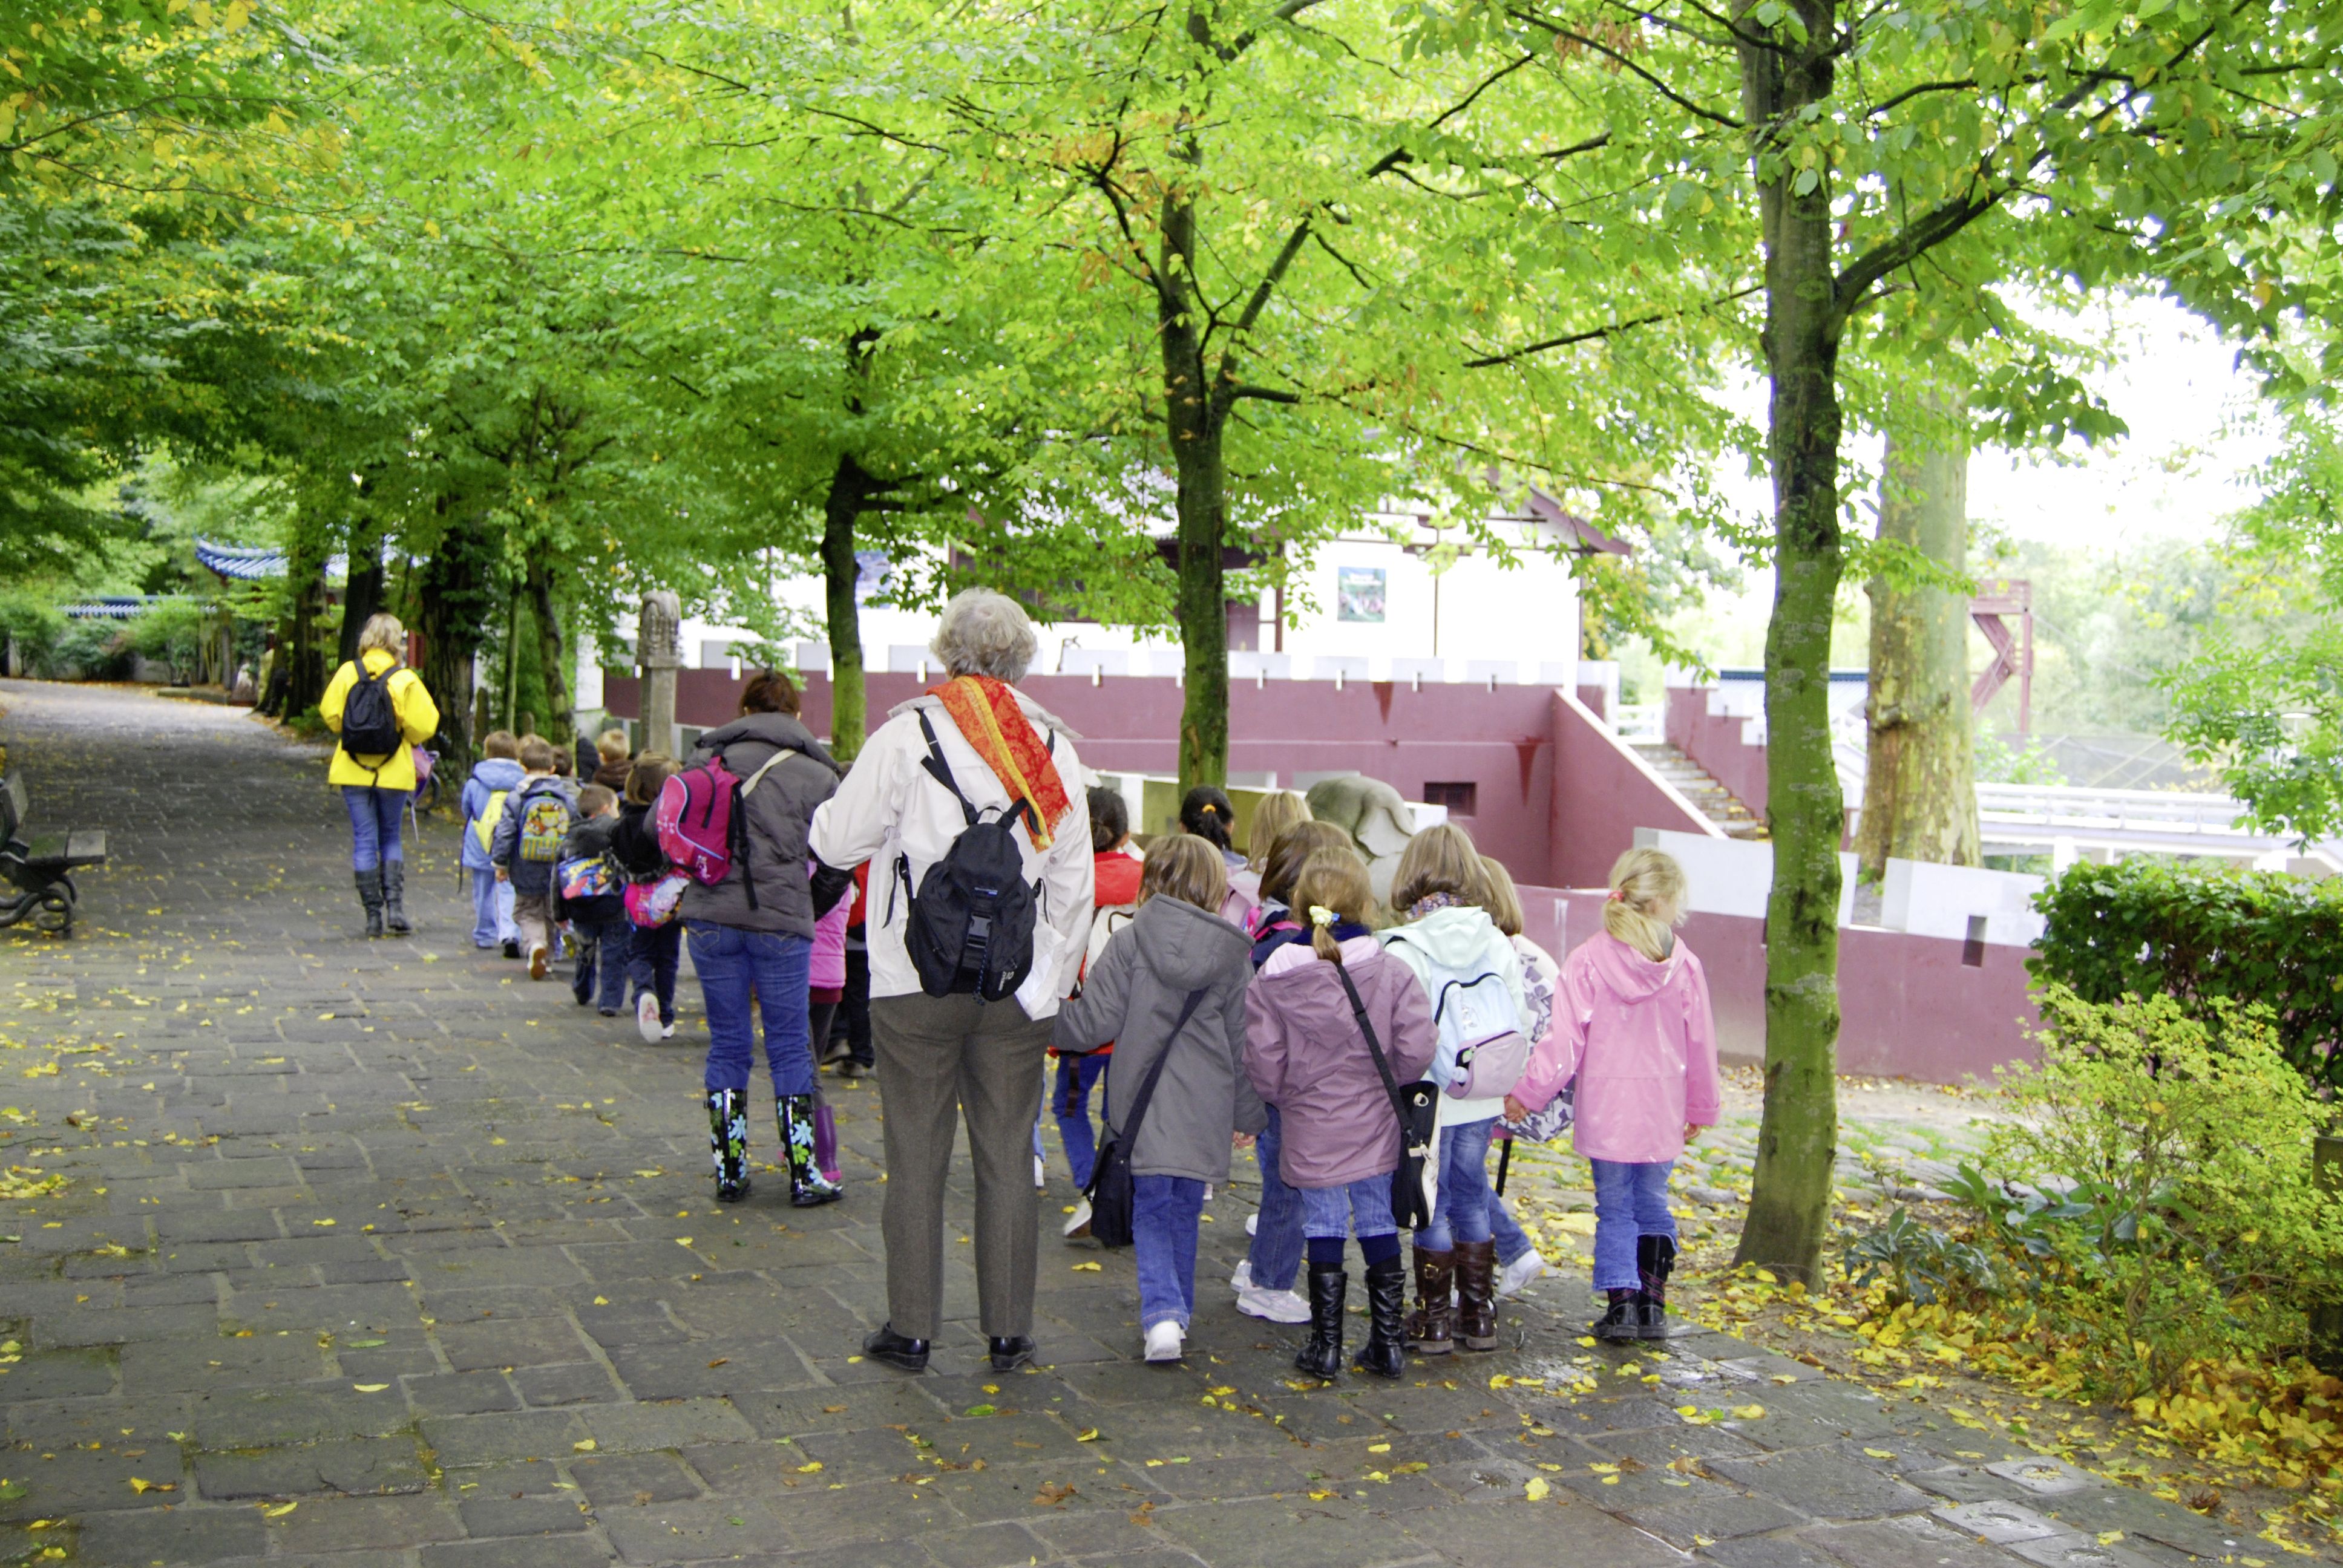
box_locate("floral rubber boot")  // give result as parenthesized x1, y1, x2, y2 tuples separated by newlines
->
(780, 1094, 842, 1207)
(706, 1087, 752, 1203)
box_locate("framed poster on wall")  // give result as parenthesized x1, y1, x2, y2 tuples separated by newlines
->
(1336, 566, 1386, 622)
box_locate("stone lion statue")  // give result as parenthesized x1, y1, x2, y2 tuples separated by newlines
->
(1303, 774, 1418, 903)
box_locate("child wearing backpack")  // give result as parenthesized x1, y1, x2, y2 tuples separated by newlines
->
(1053, 835, 1259, 1364)
(460, 731, 525, 954)
(1506, 848, 1720, 1341)
(1246, 849, 1435, 1379)
(611, 753, 681, 1043)
(556, 784, 629, 1015)
(1229, 818, 1352, 1325)
(1378, 822, 1529, 1356)
(491, 735, 578, 981)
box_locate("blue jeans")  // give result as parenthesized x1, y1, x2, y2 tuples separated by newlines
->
(342, 786, 405, 871)
(1590, 1158, 1677, 1290)
(627, 922, 682, 1025)
(572, 916, 630, 1011)
(1421, 1117, 1496, 1251)
(1245, 1105, 1305, 1292)
(689, 924, 814, 1097)
(1299, 1175, 1397, 1241)
(1053, 1053, 1109, 1190)
(467, 869, 517, 947)
(1135, 1174, 1205, 1331)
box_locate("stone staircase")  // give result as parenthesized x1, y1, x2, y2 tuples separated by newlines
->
(1631, 740, 1768, 839)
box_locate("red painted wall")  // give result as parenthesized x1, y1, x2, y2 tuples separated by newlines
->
(1666, 686, 1769, 819)
(1548, 690, 1719, 887)
(1512, 886, 2037, 1085)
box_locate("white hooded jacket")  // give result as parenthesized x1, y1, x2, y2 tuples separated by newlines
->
(808, 689, 1095, 1019)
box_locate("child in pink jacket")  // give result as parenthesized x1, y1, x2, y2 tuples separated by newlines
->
(1505, 847, 1720, 1341)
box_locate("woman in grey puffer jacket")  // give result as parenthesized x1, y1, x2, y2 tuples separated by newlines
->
(1054, 836, 1261, 1365)
(682, 671, 848, 1209)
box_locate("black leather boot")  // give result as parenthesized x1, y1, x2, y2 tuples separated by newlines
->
(1636, 1234, 1677, 1339)
(1354, 1253, 1408, 1378)
(381, 859, 411, 935)
(864, 1323, 929, 1372)
(1406, 1244, 1455, 1354)
(1593, 1287, 1640, 1341)
(779, 1094, 842, 1207)
(1293, 1263, 1347, 1379)
(706, 1088, 751, 1203)
(354, 869, 385, 939)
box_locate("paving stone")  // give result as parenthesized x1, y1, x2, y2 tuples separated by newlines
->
(582, 1396, 758, 1451)
(1933, 1501, 2069, 1545)
(1984, 1457, 2097, 1497)
(76, 1504, 271, 1564)
(1708, 1446, 1934, 1520)
(572, 1451, 705, 1509)
(2031, 1486, 2247, 1558)
(2006, 1537, 2166, 1568)
(193, 1435, 432, 1499)
(269, 1492, 468, 1552)
(1805, 1515, 2028, 1568)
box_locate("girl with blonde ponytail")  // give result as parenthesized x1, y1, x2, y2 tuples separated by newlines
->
(1505, 846, 1719, 1342)
(1244, 848, 1435, 1380)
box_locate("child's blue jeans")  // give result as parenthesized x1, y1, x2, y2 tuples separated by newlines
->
(1245, 1104, 1306, 1293)
(1134, 1174, 1205, 1330)
(1299, 1175, 1397, 1241)
(1419, 1116, 1496, 1251)
(1052, 1053, 1109, 1190)
(342, 786, 405, 871)
(468, 869, 516, 947)
(1589, 1158, 1677, 1290)
(690, 924, 813, 1097)
(572, 917, 630, 1011)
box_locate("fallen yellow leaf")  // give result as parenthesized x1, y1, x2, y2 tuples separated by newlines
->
(352, 1383, 388, 1394)
(1525, 1477, 1550, 1500)
(574, 1440, 597, 1452)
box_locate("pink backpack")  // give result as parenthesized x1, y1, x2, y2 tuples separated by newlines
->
(654, 756, 744, 887)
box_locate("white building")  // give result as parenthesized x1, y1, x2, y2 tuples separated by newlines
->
(618, 488, 1619, 691)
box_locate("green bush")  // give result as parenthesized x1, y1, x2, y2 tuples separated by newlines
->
(1951, 987, 2343, 1398)
(2030, 858, 2343, 1094)
(123, 598, 208, 683)
(47, 618, 131, 680)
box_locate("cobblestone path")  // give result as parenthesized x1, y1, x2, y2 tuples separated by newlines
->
(0, 681, 2252, 1568)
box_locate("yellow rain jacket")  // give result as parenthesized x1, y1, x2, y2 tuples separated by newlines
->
(320, 648, 439, 790)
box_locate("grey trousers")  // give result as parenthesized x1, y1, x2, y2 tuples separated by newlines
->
(870, 991, 1052, 1341)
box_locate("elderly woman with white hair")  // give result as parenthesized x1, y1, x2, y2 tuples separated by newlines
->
(810, 589, 1094, 1374)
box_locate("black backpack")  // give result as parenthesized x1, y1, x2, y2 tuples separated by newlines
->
(896, 711, 1044, 1002)
(341, 662, 402, 764)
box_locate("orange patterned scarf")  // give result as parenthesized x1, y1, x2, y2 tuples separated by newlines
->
(926, 675, 1072, 849)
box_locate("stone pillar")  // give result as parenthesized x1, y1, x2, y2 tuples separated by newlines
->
(638, 590, 683, 760)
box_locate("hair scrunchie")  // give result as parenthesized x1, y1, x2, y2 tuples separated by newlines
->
(1308, 904, 1337, 927)
(1605, 889, 1628, 903)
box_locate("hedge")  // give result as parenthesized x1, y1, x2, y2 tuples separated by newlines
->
(2029, 859, 2343, 1092)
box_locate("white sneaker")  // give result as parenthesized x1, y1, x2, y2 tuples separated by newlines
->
(1496, 1250, 1549, 1299)
(1034, 1154, 1047, 1190)
(636, 992, 661, 1044)
(1229, 1259, 1253, 1293)
(1236, 1284, 1312, 1324)
(1143, 1322, 1185, 1363)
(660, 1023, 675, 1040)
(1063, 1198, 1093, 1238)
(1245, 1213, 1258, 1236)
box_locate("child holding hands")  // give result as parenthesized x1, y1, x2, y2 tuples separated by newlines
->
(1504, 848, 1720, 1341)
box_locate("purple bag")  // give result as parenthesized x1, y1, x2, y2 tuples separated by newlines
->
(813, 1090, 841, 1185)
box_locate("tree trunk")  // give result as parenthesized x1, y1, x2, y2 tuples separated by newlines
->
(1856, 402, 1981, 877)
(338, 522, 384, 669)
(283, 521, 332, 719)
(1159, 188, 1230, 795)
(416, 505, 494, 771)
(821, 452, 875, 762)
(528, 561, 572, 748)
(1732, 2, 1844, 1286)
(502, 585, 523, 735)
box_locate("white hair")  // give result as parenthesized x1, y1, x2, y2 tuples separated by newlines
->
(931, 589, 1037, 683)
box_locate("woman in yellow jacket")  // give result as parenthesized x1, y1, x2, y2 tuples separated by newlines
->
(321, 612, 441, 937)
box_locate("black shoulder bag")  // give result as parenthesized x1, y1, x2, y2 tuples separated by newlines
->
(1333, 965, 1440, 1232)
(1083, 986, 1209, 1249)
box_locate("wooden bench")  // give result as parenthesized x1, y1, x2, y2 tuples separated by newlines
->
(1, 773, 106, 935)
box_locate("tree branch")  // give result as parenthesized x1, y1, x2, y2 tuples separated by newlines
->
(1461, 284, 1761, 368)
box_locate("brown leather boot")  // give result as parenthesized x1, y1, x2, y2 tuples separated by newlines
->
(1406, 1245, 1456, 1354)
(1453, 1239, 1499, 1351)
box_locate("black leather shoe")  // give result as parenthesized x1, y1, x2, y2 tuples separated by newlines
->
(863, 1324, 929, 1372)
(988, 1335, 1036, 1372)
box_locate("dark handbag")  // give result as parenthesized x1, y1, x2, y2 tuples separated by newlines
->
(1334, 965, 1439, 1232)
(1083, 987, 1210, 1249)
